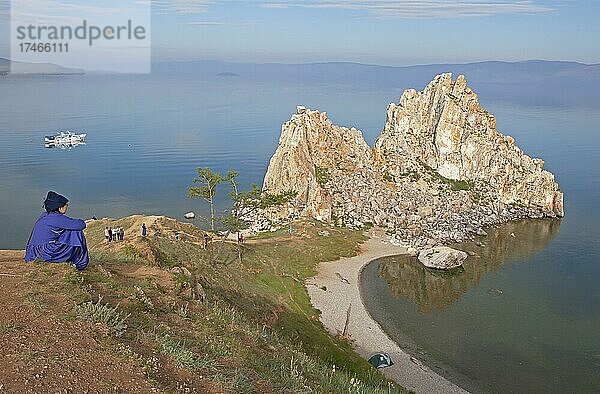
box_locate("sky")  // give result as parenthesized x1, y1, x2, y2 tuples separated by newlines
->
(1, 0, 599, 66)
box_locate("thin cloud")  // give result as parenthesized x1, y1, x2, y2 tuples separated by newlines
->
(152, 0, 214, 14)
(188, 21, 224, 25)
(260, 1, 557, 18)
(13, 0, 134, 15)
(7, 1, 149, 28)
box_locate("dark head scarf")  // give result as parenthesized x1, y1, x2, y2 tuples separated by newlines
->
(44, 191, 69, 212)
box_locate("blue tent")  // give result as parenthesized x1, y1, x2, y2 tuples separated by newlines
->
(368, 353, 394, 369)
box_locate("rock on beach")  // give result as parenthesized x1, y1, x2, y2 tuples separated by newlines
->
(418, 246, 468, 270)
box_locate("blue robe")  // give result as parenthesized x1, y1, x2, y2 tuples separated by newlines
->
(25, 212, 89, 270)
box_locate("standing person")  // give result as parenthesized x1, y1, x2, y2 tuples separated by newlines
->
(203, 233, 209, 249)
(119, 227, 125, 241)
(141, 223, 147, 237)
(104, 227, 110, 243)
(25, 191, 89, 270)
(108, 227, 113, 242)
(288, 223, 293, 238)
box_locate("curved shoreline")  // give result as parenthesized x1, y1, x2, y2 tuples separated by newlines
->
(306, 228, 469, 394)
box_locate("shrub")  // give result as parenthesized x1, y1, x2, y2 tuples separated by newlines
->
(315, 165, 331, 188)
(156, 333, 206, 370)
(76, 296, 130, 336)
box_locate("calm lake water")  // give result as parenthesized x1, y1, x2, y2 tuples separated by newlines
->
(358, 99, 600, 392)
(1, 71, 598, 392)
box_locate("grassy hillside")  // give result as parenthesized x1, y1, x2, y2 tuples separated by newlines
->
(2, 215, 408, 393)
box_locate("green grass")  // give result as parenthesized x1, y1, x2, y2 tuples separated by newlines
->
(156, 333, 208, 370)
(76, 296, 130, 337)
(399, 170, 420, 182)
(25, 292, 49, 310)
(421, 162, 473, 191)
(0, 324, 21, 334)
(315, 165, 331, 188)
(91, 249, 148, 265)
(78, 216, 409, 393)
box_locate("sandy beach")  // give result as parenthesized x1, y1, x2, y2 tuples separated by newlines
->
(307, 228, 469, 394)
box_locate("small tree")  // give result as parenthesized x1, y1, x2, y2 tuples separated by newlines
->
(188, 167, 226, 231)
(188, 167, 296, 266)
(223, 184, 297, 263)
(232, 184, 297, 220)
(226, 170, 239, 196)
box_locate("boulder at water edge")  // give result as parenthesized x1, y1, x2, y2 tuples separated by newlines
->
(418, 246, 468, 270)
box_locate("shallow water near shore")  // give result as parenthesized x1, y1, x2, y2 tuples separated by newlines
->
(361, 218, 600, 393)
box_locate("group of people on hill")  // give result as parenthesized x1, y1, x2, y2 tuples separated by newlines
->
(105, 226, 125, 243)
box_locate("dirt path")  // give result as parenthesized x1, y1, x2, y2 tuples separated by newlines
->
(0, 252, 156, 393)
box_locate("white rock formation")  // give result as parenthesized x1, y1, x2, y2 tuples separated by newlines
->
(374, 73, 563, 217)
(262, 74, 565, 246)
(418, 246, 468, 270)
(263, 108, 373, 221)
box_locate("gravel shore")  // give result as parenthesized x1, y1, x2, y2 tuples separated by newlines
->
(307, 228, 469, 394)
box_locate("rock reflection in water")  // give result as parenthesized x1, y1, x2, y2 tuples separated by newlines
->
(378, 219, 561, 313)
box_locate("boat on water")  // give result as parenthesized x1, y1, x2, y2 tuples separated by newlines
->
(45, 140, 86, 150)
(44, 130, 87, 145)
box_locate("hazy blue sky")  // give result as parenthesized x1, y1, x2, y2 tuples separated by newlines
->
(1, 1, 599, 65)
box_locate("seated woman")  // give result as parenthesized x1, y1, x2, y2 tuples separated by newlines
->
(25, 191, 89, 270)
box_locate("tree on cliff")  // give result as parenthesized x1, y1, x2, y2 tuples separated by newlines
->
(188, 167, 296, 265)
(188, 168, 238, 231)
(222, 184, 296, 263)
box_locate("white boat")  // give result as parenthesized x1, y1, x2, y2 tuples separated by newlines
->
(45, 140, 87, 150)
(45, 130, 87, 145)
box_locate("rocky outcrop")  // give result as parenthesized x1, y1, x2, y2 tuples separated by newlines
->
(263, 106, 374, 221)
(262, 74, 564, 247)
(374, 73, 563, 217)
(417, 246, 467, 270)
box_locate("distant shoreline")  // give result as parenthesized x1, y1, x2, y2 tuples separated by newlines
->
(307, 227, 468, 393)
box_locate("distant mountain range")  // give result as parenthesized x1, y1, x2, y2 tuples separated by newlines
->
(3, 57, 599, 106)
(0, 58, 84, 75)
(153, 59, 600, 107)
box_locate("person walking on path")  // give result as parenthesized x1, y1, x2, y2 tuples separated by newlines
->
(203, 233, 210, 249)
(141, 223, 147, 237)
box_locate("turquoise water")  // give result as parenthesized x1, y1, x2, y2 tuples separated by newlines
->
(1, 71, 598, 392)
